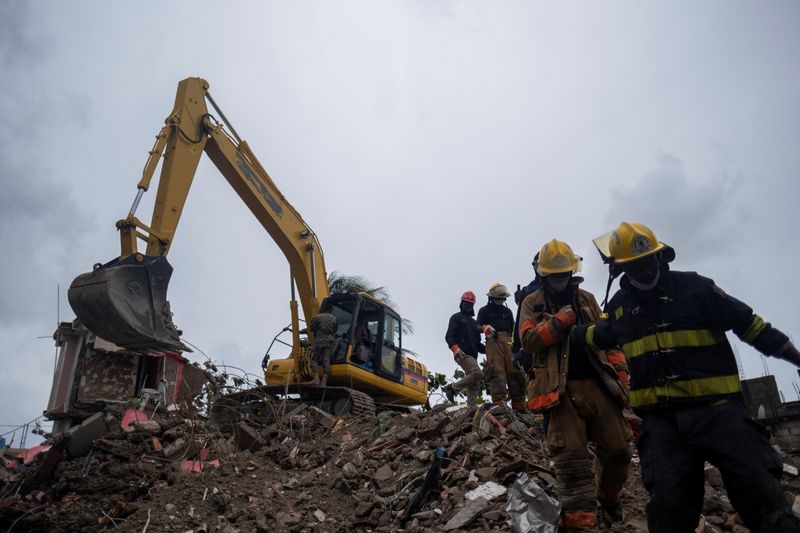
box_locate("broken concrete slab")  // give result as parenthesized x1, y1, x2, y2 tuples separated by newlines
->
(443, 496, 489, 531)
(66, 412, 110, 457)
(235, 421, 265, 452)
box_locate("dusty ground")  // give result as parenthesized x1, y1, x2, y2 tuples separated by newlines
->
(1, 397, 798, 532)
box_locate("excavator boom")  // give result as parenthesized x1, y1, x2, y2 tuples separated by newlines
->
(69, 78, 328, 352)
(68, 77, 429, 408)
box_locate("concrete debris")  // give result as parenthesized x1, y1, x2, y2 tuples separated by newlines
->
(465, 480, 507, 501)
(65, 412, 114, 457)
(443, 496, 488, 530)
(3, 394, 800, 532)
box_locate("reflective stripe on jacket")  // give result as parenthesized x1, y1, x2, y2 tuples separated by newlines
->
(519, 283, 629, 412)
(587, 268, 789, 411)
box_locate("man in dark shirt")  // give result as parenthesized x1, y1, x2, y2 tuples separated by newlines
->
(443, 291, 484, 406)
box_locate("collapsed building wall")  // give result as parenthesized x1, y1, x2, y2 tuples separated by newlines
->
(45, 321, 208, 434)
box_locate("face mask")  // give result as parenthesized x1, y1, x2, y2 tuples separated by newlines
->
(491, 298, 506, 306)
(545, 274, 571, 293)
(624, 255, 661, 291)
(460, 302, 475, 315)
(628, 267, 661, 291)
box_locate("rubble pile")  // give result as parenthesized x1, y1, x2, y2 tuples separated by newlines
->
(1, 397, 799, 532)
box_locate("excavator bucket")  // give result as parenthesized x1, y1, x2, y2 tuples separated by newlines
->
(68, 255, 189, 352)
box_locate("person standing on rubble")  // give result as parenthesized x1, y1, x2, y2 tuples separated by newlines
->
(519, 239, 632, 530)
(310, 304, 338, 387)
(443, 291, 484, 406)
(574, 222, 800, 533)
(477, 283, 528, 410)
(512, 253, 542, 376)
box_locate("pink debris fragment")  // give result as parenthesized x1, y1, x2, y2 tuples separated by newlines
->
(121, 409, 148, 430)
(180, 458, 221, 473)
(198, 447, 210, 461)
(4, 459, 19, 469)
(180, 460, 203, 473)
(21, 445, 52, 465)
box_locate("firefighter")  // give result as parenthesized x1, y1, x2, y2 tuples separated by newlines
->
(310, 305, 338, 387)
(512, 252, 542, 376)
(575, 222, 800, 533)
(443, 291, 484, 406)
(519, 239, 632, 530)
(477, 283, 527, 409)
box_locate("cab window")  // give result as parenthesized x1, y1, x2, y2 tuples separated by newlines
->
(380, 313, 402, 377)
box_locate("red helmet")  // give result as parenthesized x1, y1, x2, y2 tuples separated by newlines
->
(461, 291, 477, 303)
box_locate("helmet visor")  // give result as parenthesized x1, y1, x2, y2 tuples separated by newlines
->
(592, 231, 616, 264)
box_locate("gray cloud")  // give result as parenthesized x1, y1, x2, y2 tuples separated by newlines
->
(2, 1, 800, 440)
(605, 152, 747, 271)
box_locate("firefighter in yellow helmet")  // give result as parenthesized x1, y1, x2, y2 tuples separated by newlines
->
(575, 222, 800, 532)
(476, 282, 527, 409)
(518, 239, 632, 530)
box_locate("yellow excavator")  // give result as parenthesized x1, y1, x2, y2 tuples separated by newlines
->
(68, 77, 428, 417)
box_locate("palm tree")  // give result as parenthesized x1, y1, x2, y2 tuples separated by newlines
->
(327, 271, 415, 335)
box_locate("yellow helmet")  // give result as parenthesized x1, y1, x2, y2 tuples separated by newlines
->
(592, 222, 667, 264)
(536, 239, 582, 276)
(487, 283, 511, 299)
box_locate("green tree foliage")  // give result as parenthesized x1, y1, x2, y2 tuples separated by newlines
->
(327, 271, 415, 335)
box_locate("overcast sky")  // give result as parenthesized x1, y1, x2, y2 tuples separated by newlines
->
(2, 1, 799, 442)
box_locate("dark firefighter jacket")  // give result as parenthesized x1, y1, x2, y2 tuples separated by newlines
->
(519, 280, 629, 412)
(512, 279, 541, 353)
(477, 302, 515, 334)
(584, 266, 789, 412)
(445, 311, 483, 356)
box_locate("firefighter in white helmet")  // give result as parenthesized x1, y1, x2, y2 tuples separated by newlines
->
(477, 282, 527, 409)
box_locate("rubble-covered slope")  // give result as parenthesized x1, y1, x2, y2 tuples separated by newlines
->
(1, 400, 798, 532)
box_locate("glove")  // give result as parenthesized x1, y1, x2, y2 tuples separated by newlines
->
(777, 341, 800, 367)
(570, 324, 589, 346)
(552, 306, 576, 330)
(483, 325, 496, 337)
(451, 344, 465, 361)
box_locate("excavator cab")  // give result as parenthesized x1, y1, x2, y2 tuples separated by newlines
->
(322, 293, 404, 383)
(68, 254, 188, 352)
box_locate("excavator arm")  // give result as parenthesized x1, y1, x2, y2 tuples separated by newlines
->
(69, 77, 328, 352)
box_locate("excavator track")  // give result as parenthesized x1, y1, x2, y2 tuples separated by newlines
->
(210, 383, 376, 430)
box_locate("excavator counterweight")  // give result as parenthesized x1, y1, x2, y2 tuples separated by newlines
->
(68, 255, 187, 351)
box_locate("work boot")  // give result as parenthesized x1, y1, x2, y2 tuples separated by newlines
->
(490, 395, 508, 407)
(562, 510, 598, 531)
(511, 398, 528, 412)
(311, 374, 320, 385)
(443, 384, 456, 403)
(601, 501, 624, 525)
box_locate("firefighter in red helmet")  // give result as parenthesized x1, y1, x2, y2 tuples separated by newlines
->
(443, 291, 484, 406)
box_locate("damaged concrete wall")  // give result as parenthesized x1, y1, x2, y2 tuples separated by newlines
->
(45, 321, 209, 434)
